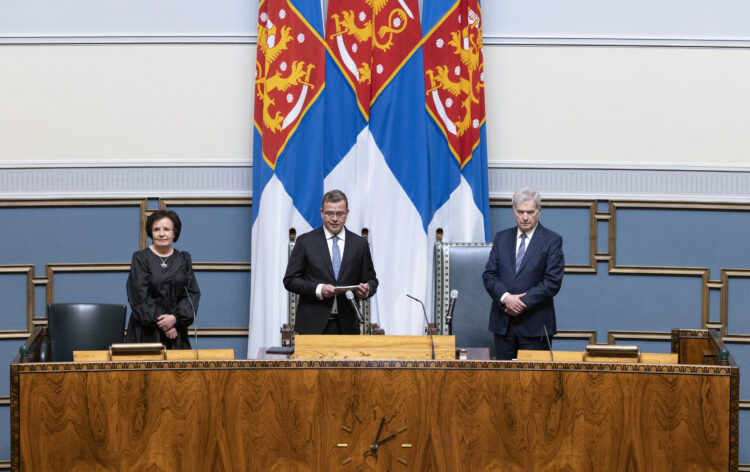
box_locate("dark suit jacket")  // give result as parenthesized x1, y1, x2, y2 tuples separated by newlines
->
(482, 223, 564, 337)
(283, 226, 378, 334)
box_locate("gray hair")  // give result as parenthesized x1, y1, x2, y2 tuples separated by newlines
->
(512, 187, 541, 209)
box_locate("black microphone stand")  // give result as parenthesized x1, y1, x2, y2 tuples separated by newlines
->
(405, 294, 435, 360)
(185, 286, 198, 359)
(345, 291, 366, 334)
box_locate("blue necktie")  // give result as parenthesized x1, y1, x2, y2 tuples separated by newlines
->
(515, 234, 526, 273)
(332, 235, 341, 280)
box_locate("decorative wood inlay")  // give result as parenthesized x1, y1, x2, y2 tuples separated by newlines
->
(293, 335, 455, 360)
(10, 358, 737, 374)
(519, 350, 678, 364)
(72, 349, 235, 362)
(13, 357, 734, 471)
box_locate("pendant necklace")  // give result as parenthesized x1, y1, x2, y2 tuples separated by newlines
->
(158, 254, 171, 268)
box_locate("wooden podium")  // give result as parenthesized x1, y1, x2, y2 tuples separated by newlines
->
(11, 327, 739, 471)
(293, 334, 455, 359)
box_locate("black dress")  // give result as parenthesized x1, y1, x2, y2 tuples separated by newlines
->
(125, 248, 201, 349)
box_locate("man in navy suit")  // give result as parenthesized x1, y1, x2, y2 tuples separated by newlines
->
(283, 190, 378, 334)
(482, 188, 565, 359)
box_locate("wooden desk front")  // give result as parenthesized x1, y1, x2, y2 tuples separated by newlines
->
(12, 353, 737, 471)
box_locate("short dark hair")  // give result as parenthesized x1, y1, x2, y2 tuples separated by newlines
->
(321, 189, 348, 209)
(146, 210, 182, 242)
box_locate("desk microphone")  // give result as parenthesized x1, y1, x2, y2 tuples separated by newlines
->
(405, 294, 435, 360)
(542, 324, 553, 362)
(445, 290, 458, 335)
(345, 291, 364, 332)
(185, 286, 199, 359)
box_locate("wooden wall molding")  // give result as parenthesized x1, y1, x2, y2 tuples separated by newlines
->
(490, 199, 598, 272)
(0, 199, 252, 338)
(609, 201, 750, 336)
(42, 263, 250, 336)
(722, 269, 750, 337)
(0, 266, 35, 338)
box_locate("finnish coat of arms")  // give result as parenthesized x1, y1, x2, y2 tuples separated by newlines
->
(254, 0, 325, 167)
(326, 0, 422, 118)
(423, 2, 486, 167)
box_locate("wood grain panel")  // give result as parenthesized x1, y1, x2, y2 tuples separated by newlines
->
(72, 349, 235, 362)
(680, 336, 713, 364)
(517, 350, 678, 364)
(17, 362, 731, 471)
(293, 335, 455, 360)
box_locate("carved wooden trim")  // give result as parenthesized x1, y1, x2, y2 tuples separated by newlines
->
(10, 358, 736, 375)
(9, 363, 19, 470)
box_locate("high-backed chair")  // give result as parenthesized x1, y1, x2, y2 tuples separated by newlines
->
(47, 303, 127, 361)
(434, 242, 495, 357)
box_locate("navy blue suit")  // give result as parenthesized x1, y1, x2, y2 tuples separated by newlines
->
(482, 223, 564, 353)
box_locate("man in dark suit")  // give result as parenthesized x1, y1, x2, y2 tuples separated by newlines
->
(482, 188, 564, 359)
(283, 189, 378, 334)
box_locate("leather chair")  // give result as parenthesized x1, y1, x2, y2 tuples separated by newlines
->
(434, 242, 495, 357)
(47, 303, 127, 361)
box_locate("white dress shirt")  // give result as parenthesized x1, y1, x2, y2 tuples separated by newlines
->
(324, 226, 346, 259)
(315, 227, 346, 300)
(500, 224, 538, 303)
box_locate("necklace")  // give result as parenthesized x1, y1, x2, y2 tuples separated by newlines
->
(157, 253, 171, 268)
(150, 246, 173, 268)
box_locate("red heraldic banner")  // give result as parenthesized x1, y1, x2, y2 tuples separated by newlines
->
(250, 0, 326, 355)
(423, 0, 486, 168)
(254, 0, 325, 169)
(325, 0, 422, 119)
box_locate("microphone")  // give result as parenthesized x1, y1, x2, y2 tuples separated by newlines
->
(445, 289, 458, 335)
(185, 286, 198, 359)
(405, 294, 435, 360)
(542, 324, 553, 362)
(345, 291, 364, 331)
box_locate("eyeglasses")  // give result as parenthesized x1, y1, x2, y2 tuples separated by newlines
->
(323, 211, 347, 218)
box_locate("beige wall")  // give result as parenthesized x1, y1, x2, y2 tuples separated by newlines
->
(1, 43, 748, 168)
(0, 45, 254, 164)
(484, 46, 750, 167)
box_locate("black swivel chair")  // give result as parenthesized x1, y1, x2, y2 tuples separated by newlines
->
(47, 303, 127, 361)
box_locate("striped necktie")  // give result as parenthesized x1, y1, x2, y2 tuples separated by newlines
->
(515, 233, 527, 273)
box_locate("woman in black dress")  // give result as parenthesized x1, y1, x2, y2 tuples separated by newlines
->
(126, 209, 200, 349)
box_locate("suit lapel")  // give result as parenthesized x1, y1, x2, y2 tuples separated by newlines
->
(516, 224, 544, 276)
(313, 227, 336, 281)
(506, 230, 517, 273)
(337, 228, 356, 281)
